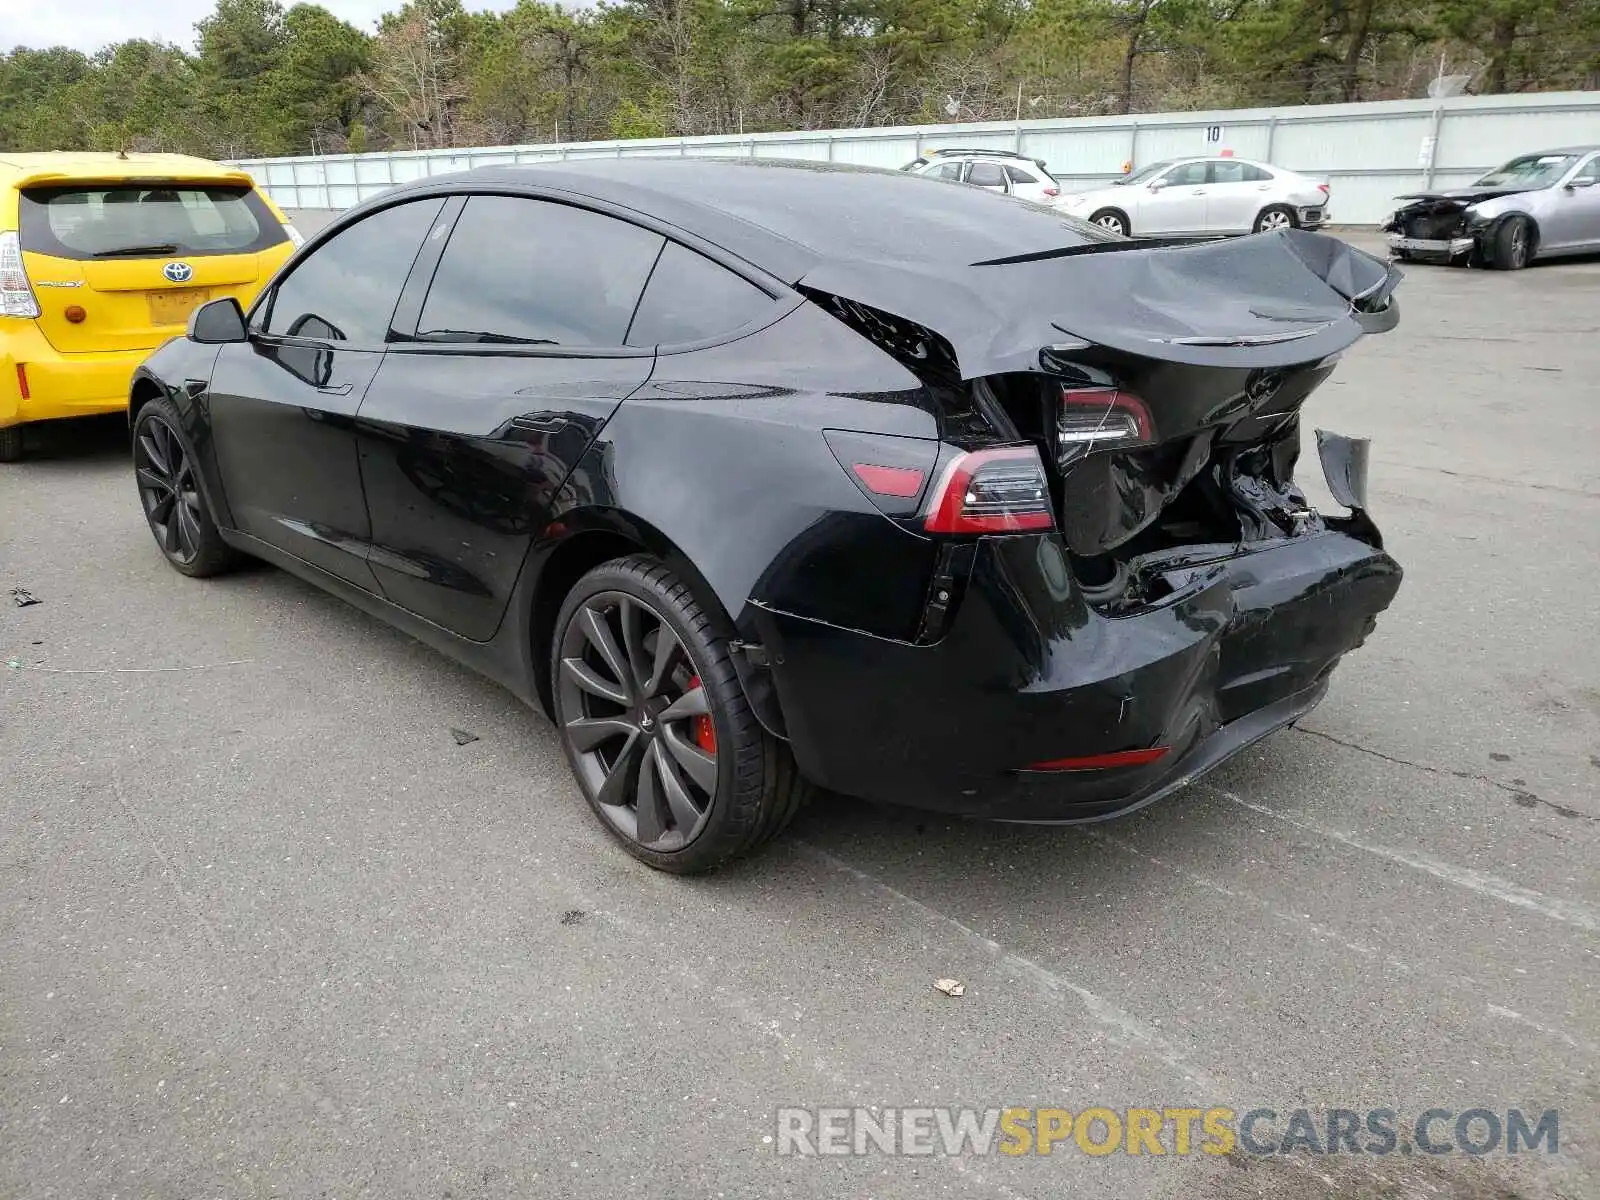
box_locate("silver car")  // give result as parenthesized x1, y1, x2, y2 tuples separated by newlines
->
(1384, 146, 1600, 270)
(1055, 156, 1330, 238)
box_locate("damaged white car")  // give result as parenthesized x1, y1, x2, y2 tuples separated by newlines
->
(1384, 146, 1600, 269)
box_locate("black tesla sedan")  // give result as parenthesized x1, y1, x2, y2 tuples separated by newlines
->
(129, 158, 1403, 873)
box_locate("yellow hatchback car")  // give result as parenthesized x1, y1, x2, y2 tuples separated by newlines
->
(0, 152, 300, 461)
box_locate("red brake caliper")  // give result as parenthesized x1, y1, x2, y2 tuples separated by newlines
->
(686, 675, 716, 753)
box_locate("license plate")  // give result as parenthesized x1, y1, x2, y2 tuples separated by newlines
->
(1305, 208, 1323, 220)
(147, 288, 211, 326)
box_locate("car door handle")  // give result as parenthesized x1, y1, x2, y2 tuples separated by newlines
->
(1191, 189, 1207, 195)
(317, 383, 353, 396)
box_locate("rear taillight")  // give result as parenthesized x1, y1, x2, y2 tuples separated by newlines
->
(0, 231, 41, 319)
(1318, 184, 1330, 197)
(925, 446, 1053, 534)
(1042, 186, 1060, 197)
(1058, 386, 1154, 459)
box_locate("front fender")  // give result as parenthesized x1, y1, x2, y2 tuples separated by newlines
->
(129, 339, 228, 523)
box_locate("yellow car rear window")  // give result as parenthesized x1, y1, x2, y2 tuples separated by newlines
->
(19, 184, 287, 260)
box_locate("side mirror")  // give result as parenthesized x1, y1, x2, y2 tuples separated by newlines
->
(1148, 179, 1165, 192)
(1567, 177, 1597, 190)
(188, 297, 248, 344)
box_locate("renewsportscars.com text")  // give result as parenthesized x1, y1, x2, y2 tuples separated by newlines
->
(774, 1106, 1559, 1158)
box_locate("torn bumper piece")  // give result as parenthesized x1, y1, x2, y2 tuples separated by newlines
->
(753, 429, 1402, 822)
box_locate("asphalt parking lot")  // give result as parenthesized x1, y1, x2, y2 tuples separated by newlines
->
(2, 231, 1597, 1200)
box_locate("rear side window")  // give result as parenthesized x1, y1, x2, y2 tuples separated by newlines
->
(626, 242, 773, 347)
(263, 197, 445, 345)
(416, 196, 663, 347)
(1004, 166, 1037, 184)
(967, 163, 1008, 187)
(18, 185, 287, 260)
(1210, 161, 1273, 184)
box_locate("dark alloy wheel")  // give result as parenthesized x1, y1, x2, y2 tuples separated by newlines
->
(552, 555, 811, 872)
(558, 589, 719, 850)
(133, 399, 241, 577)
(1490, 216, 1532, 270)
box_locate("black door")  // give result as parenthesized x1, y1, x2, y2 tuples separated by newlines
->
(354, 195, 666, 641)
(208, 196, 448, 589)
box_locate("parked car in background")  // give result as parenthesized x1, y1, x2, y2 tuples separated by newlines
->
(901, 148, 1061, 204)
(0, 152, 301, 461)
(1057, 157, 1330, 238)
(128, 159, 1402, 874)
(1383, 146, 1600, 269)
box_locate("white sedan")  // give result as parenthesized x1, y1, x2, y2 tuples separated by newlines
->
(1057, 157, 1331, 238)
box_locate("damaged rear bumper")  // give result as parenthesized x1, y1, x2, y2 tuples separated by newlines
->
(753, 433, 1401, 822)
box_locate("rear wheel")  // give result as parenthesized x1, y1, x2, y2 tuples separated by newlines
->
(1253, 205, 1296, 233)
(1489, 216, 1533, 270)
(0, 426, 21, 463)
(133, 398, 242, 578)
(551, 555, 810, 873)
(1089, 208, 1129, 237)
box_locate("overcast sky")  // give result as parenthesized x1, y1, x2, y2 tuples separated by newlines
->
(0, 0, 513, 54)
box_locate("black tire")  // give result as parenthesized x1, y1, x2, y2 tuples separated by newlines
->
(132, 397, 243, 578)
(0, 426, 21, 463)
(1489, 216, 1533, 270)
(1253, 204, 1297, 234)
(551, 554, 811, 873)
(1088, 208, 1130, 237)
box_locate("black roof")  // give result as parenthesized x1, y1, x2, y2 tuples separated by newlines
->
(385, 157, 1107, 283)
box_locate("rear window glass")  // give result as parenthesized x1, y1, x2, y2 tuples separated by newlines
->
(19, 185, 287, 261)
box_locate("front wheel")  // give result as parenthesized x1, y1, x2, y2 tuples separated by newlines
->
(1253, 205, 1297, 233)
(551, 555, 810, 873)
(1489, 216, 1533, 270)
(133, 398, 242, 577)
(1088, 208, 1129, 237)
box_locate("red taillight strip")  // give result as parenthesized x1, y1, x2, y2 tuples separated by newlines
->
(1023, 747, 1170, 772)
(15, 363, 29, 401)
(851, 463, 926, 498)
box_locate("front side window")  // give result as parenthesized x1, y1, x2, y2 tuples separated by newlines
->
(934, 162, 964, 181)
(263, 198, 445, 344)
(19, 184, 287, 260)
(626, 242, 773, 347)
(1162, 162, 1208, 187)
(1571, 156, 1600, 185)
(416, 196, 663, 347)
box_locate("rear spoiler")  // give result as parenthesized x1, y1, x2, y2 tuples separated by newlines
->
(799, 227, 1401, 377)
(13, 170, 257, 191)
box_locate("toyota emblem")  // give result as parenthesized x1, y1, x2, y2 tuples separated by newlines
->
(162, 261, 194, 283)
